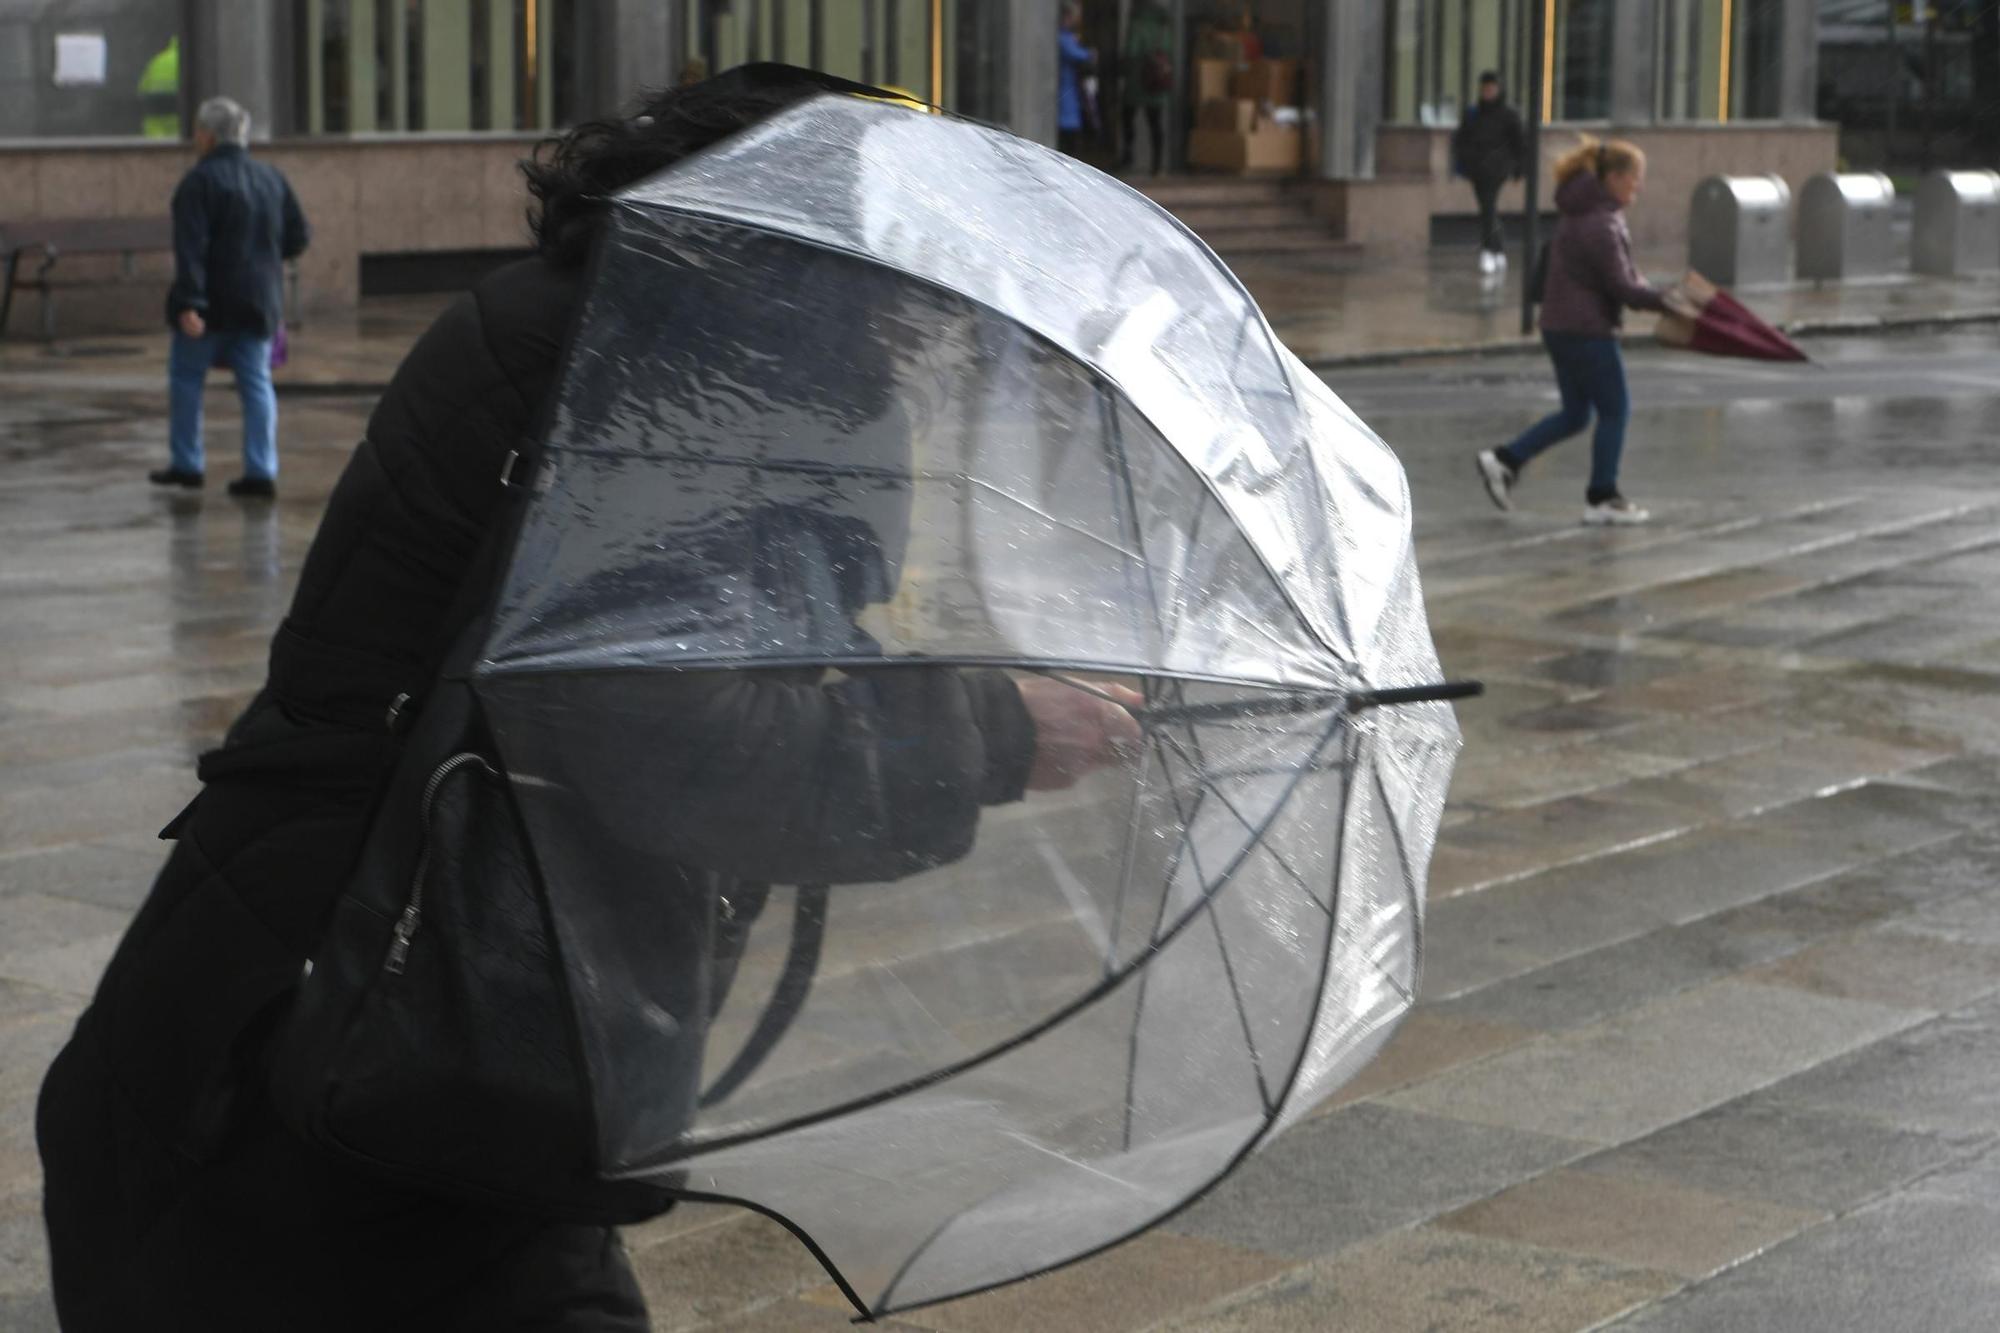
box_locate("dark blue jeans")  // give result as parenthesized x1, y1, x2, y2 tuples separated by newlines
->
(1497, 331, 1629, 502)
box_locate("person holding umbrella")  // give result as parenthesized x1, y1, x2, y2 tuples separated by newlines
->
(37, 65, 1137, 1332)
(1452, 71, 1525, 277)
(1476, 136, 1665, 525)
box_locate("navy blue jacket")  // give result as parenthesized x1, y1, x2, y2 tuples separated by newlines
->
(167, 144, 310, 338)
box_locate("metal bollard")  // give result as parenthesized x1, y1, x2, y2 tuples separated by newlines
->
(1797, 172, 1896, 281)
(1688, 174, 1793, 289)
(1911, 169, 2000, 277)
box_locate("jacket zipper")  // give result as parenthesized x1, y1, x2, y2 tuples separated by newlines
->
(384, 752, 493, 975)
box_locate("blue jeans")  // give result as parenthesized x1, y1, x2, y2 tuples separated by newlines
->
(1497, 331, 1629, 502)
(169, 330, 277, 480)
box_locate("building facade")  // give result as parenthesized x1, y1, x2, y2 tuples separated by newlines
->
(2, 1, 1836, 326)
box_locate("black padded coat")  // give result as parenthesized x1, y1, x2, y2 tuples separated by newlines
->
(42, 254, 1035, 1329)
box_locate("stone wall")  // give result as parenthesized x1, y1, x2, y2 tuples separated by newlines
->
(0, 134, 541, 335)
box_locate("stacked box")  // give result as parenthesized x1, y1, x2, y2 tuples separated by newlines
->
(1230, 59, 1299, 105)
(1188, 125, 1302, 173)
(1193, 57, 1234, 104)
(1197, 99, 1260, 133)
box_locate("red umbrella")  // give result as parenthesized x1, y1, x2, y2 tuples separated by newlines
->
(1657, 270, 1809, 363)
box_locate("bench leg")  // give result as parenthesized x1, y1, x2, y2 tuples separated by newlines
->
(0, 251, 19, 339)
(35, 252, 58, 344)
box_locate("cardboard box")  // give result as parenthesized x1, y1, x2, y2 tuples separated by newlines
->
(1193, 57, 1234, 104)
(1197, 98, 1260, 133)
(1187, 125, 1302, 173)
(1230, 59, 1300, 105)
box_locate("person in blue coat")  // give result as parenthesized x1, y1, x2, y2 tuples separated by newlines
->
(151, 96, 309, 498)
(1057, 1, 1098, 157)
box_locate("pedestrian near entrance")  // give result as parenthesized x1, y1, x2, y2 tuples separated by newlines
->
(150, 96, 309, 498)
(1477, 136, 1665, 525)
(1118, 0, 1172, 175)
(1451, 71, 1525, 276)
(1057, 1, 1098, 158)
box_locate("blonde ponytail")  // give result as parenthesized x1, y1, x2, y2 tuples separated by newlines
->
(1553, 134, 1646, 186)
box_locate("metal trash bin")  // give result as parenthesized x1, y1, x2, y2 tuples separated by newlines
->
(1912, 169, 2000, 277)
(1688, 174, 1793, 288)
(1797, 172, 1896, 281)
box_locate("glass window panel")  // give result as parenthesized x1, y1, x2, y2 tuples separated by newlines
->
(1386, 0, 1529, 126)
(1552, 0, 1612, 121)
(0, 0, 184, 138)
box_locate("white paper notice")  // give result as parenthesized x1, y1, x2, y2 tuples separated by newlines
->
(54, 33, 109, 87)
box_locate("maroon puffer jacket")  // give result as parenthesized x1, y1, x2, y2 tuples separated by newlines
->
(1540, 171, 1665, 337)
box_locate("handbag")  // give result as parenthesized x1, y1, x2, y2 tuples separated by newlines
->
(268, 446, 832, 1220)
(266, 455, 672, 1220)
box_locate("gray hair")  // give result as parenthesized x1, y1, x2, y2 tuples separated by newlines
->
(195, 96, 251, 146)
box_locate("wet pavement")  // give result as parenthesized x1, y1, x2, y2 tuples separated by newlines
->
(3, 317, 1999, 1331)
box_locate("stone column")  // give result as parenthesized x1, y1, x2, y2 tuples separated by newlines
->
(1007, 0, 1059, 146)
(1609, 0, 1658, 126)
(1776, 0, 1820, 123)
(598, 0, 680, 114)
(185, 0, 279, 139)
(1314, 0, 1383, 179)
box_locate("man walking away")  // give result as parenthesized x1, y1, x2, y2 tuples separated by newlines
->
(1118, 1, 1172, 175)
(151, 96, 309, 499)
(1452, 71, 1525, 276)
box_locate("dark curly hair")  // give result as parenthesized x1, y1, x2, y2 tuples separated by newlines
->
(522, 63, 896, 267)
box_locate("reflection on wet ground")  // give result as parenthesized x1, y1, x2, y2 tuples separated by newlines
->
(2, 317, 1998, 1331)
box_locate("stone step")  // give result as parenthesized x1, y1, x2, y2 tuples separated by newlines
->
(1208, 227, 1361, 259)
(1168, 203, 1316, 231)
(1137, 176, 1294, 208)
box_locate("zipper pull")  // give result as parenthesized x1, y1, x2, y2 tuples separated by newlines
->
(384, 902, 422, 974)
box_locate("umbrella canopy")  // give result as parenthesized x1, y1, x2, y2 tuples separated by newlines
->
(473, 92, 1460, 1315)
(1658, 270, 1809, 363)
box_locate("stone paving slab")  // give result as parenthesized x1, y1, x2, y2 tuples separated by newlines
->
(1163, 1103, 1586, 1260)
(1434, 1167, 1822, 1279)
(1744, 927, 2000, 1012)
(1604, 1150, 2000, 1333)
(1384, 980, 1926, 1146)
(1747, 994, 2000, 1139)
(625, 1214, 832, 1331)
(1570, 1097, 1992, 1216)
(838, 1232, 1290, 1333)
(1163, 1227, 1677, 1333)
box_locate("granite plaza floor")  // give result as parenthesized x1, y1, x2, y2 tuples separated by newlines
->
(2, 321, 1998, 1331)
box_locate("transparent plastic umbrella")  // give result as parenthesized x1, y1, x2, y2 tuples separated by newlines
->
(473, 92, 1464, 1316)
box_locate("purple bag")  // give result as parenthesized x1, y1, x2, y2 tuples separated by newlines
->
(209, 324, 288, 370)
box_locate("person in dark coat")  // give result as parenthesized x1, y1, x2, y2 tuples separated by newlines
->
(1451, 72, 1525, 276)
(38, 65, 1137, 1333)
(1476, 136, 1665, 526)
(151, 96, 310, 498)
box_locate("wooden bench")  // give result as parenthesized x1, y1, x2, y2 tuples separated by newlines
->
(0, 217, 173, 341)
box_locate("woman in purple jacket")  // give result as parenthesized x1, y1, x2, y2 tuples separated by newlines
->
(1477, 137, 1665, 525)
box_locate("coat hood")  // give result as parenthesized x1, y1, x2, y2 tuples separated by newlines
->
(1556, 170, 1618, 217)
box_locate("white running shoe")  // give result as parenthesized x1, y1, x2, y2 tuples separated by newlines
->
(1583, 495, 1650, 526)
(1477, 250, 1496, 274)
(1493, 249, 1508, 270)
(1476, 449, 1516, 511)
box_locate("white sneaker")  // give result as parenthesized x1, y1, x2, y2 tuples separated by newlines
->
(1493, 249, 1508, 270)
(1477, 250, 1496, 274)
(1583, 495, 1650, 525)
(1476, 449, 1516, 511)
